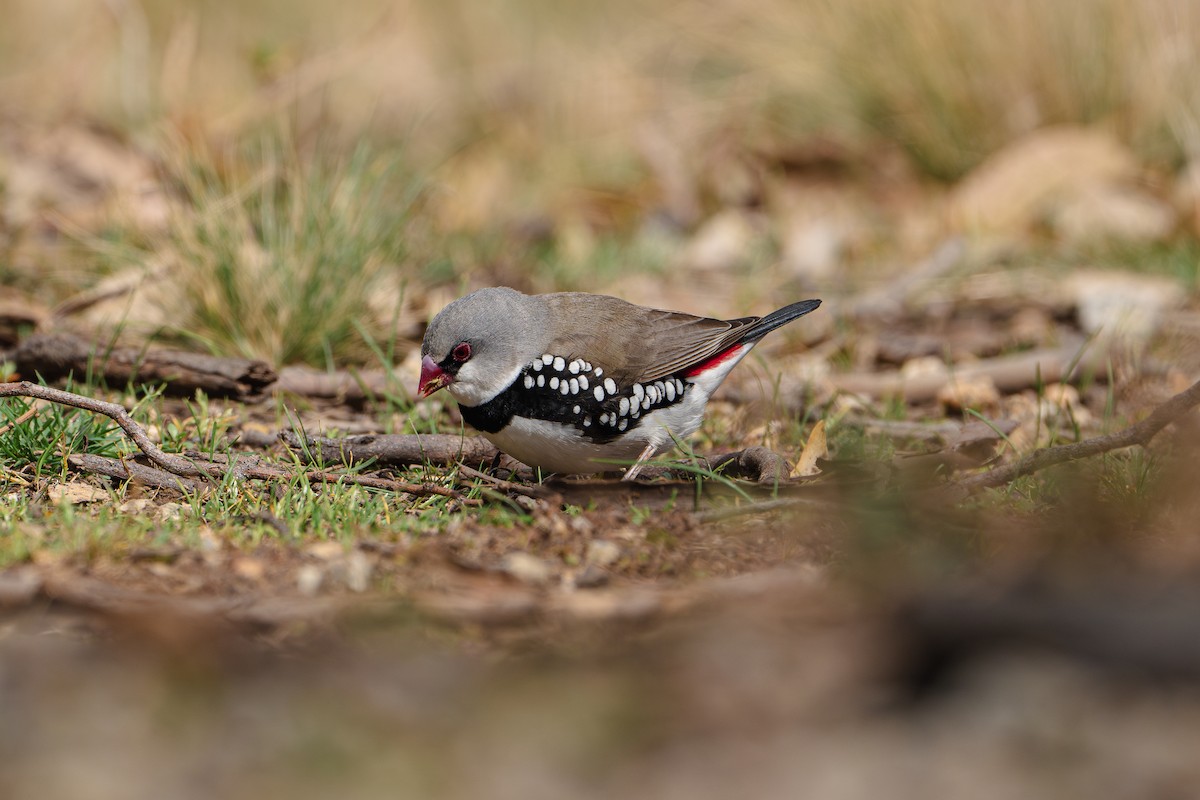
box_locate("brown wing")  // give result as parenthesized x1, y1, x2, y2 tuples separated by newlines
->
(542, 293, 758, 384)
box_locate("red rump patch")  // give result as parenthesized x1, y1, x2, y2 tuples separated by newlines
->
(682, 344, 746, 378)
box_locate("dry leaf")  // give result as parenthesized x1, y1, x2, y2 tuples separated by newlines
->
(791, 419, 827, 478)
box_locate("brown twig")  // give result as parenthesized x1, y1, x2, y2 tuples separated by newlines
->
(1, 381, 475, 503)
(954, 377, 1200, 494)
(830, 339, 1108, 404)
(0, 404, 39, 436)
(0, 381, 223, 479)
(278, 429, 502, 467)
(66, 454, 205, 493)
(300, 469, 477, 503)
(456, 464, 560, 501)
(179, 452, 476, 503)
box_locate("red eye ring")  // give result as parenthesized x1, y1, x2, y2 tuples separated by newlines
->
(451, 342, 472, 362)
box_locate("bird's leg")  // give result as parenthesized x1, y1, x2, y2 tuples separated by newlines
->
(621, 444, 658, 482)
(480, 450, 522, 482)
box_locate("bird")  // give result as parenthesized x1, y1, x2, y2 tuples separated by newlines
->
(418, 287, 821, 480)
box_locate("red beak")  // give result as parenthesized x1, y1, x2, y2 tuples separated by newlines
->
(418, 355, 451, 397)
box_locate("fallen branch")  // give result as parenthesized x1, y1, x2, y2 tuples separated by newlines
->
(66, 454, 205, 493)
(953, 377, 1200, 494)
(278, 430, 502, 467)
(15, 333, 275, 399)
(831, 340, 1108, 404)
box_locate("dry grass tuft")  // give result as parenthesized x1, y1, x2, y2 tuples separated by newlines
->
(709, 0, 1200, 178)
(5, 0, 1198, 189)
(154, 138, 422, 366)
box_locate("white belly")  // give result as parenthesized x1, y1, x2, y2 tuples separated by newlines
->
(486, 395, 707, 475)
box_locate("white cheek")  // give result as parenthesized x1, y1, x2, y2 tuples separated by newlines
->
(447, 359, 524, 407)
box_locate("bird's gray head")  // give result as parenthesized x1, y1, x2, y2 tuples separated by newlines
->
(419, 287, 549, 407)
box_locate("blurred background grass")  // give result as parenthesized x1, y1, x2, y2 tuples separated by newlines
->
(6, 0, 1199, 169)
(2, 0, 1199, 365)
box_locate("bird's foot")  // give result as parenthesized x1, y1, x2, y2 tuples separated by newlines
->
(621, 444, 658, 482)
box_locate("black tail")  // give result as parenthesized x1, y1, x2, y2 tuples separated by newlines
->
(739, 299, 821, 343)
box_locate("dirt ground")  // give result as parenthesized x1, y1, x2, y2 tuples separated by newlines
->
(8, 511, 1200, 800)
